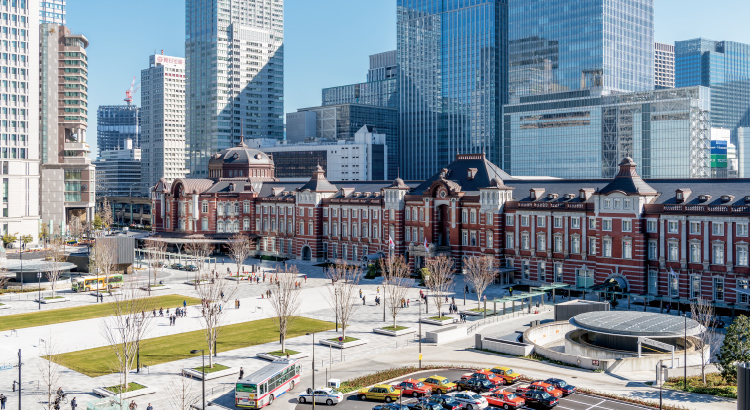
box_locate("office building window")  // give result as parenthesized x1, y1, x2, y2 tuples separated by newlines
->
(588, 238, 596, 255)
(738, 245, 749, 267)
(554, 217, 562, 228)
(690, 243, 701, 263)
(554, 264, 563, 283)
(739, 278, 749, 304)
(669, 274, 679, 298)
(538, 261, 546, 282)
(648, 270, 658, 296)
(521, 215, 529, 227)
(713, 243, 725, 265)
(603, 219, 612, 231)
(506, 214, 513, 226)
(572, 237, 580, 254)
(506, 233, 514, 249)
(537, 235, 546, 252)
(668, 242, 679, 262)
(647, 220, 657, 233)
(554, 236, 563, 253)
(713, 222, 724, 236)
(576, 269, 593, 289)
(622, 219, 632, 232)
(603, 238, 612, 257)
(522, 260, 530, 280)
(738, 223, 749, 237)
(648, 240, 657, 260)
(668, 221, 679, 233)
(521, 233, 530, 250)
(571, 218, 580, 229)
(690, 275, 701, 299)
(537, 216, 545, 227)
(622, 239, 632, 259)
(690, 222, 701, 234)
(589, 218, 597, 230)
(714, 277, 724, 301)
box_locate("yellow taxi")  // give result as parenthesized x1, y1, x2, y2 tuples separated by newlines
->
(418, 375, 457, 394)
(488, 366, 521, 383)
(357, 384, 402, 402)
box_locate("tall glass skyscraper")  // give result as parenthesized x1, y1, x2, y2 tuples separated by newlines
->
(508, 0, 654, 103)
(185, 0, 284, 177)
(397, 0, 508, 180)
(675, 38, 750, 142)
(96, 105, 141, 158)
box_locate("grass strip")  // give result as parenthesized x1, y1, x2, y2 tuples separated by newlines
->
(106, 382, 146, 394)
(0, 295, 201, 332)
(381, 326, 409, 331)
(663, 373, 737, 399)
(267, 349, 301, 356)
(427, 316, 452, 321)
(328, 337, 359, 343)
(194, 364, 230, 374)
(53, 317, 334, 377)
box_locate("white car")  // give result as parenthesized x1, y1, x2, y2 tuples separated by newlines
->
(451, 392, 488, 410)
(298, 387, 344, 405)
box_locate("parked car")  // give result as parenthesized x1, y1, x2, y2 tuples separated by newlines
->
(407, 400, 443, 410)
(460, 370, 505, 386)
(419, 376, 457, 394)
(455, 378, 497, 393)
(298, 388, 344, 405)
(184, 265, 199, 272)
(483, 391, 525, 410)
(426, 395, 462, 410)
(394, 379, 432, 397)
(516, 382, 562, 399)
(450, 392, 488, 410)
(373, 404, 411, 410)
(487, 367, 521, 384)
(518, 391, 558, 408)
(542, 379, 575, 396)
(170, 263, 184, 270)
(358, 385, 402, 402)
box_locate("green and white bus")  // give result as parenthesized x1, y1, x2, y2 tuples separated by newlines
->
(235, 359, 300, 408)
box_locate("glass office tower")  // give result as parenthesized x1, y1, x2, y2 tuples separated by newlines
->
(508, 0, 654, 103)
(397, 0, 508, 180)
(96, 105, 140, 158)
(185, 0, 284, 177)
(675, 38, 750, 142)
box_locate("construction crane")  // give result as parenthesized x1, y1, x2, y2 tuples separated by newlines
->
(124, 76, 140, 105)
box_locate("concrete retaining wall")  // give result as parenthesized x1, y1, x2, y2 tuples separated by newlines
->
(425, 325, 467, 345)
(482, 337, 534, 356)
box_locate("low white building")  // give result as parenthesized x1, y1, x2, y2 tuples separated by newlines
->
(247, 125, 388, 181)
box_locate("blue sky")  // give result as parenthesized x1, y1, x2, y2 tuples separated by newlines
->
(68, 0, 750, 158)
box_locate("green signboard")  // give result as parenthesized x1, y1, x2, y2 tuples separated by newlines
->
(711, 154, 728, 168)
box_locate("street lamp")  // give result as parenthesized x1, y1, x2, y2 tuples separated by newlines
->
(190, 349, 205, 410)
(37, 272, 41, 310)
(418, 299, 422, 369)
(306, 333, 316, 410)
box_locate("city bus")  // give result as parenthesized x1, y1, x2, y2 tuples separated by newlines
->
(71, 274, 124, 292)
(236, 359, 300, 408)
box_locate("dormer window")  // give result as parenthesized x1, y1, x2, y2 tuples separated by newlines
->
(675, 188, 691, 203)
(745, 196, 750, 203)
(698, 195, 711, 203)
(467, 168, 477, 179)
(721, 195, 734, 203)
(564, 194, 574, 200)
(530, 191, 536, 200)
(547, 193, 558, 200)
(676, 192, 683, 200)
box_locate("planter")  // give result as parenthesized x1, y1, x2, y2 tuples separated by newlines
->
(421, 317, 457, 326)
(93, 383, 156, 400)
(139, 285, 171, 292)
(184, 280, 211, 286)
(182, 365, 238, 381)
(373, 327, 417, 337)
(34, 297, 69, 304)
(320, 338, 368, 349)
(257, 351, 309, 361)
(226, 276, 253, 282)
(463, 309, 493, 317)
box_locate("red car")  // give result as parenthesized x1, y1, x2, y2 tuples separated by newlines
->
(460, 370, 505, 386)
(394, 379, 432, 397)
(515, 382, 563, 398)
(484, 391, 525, 410)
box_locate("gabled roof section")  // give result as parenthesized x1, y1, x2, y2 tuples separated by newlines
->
(172, 178, 215, 195)
(412, 153, 513, 194)
(298, 165, 338, 193)
(599, 157, 657, 196)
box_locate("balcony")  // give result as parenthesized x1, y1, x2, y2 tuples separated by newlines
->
(63, 156, 91, 165)
(64, 142, 90, 152)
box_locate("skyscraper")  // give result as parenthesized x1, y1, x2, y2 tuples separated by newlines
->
(140, 53, 187, 195)
(655, 42, 675, 89)
(508, 0, 654, 103)
(39, 0, 65, 24)
(96, 105, 140, 158)
(0, 1, 41, 243)
(397, 0, 508, 180)
(675, 38, 750, 141)
(39, 24, 95, 228)
(185, 0, 284, 177)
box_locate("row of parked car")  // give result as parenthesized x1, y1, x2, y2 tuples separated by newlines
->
(298, 367, 575, 409)
(168, 263, 198, 271)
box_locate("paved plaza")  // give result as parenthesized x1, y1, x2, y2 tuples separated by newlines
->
(0, 257, 736, 410)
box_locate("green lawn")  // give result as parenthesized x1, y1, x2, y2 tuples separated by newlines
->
(381, 326, 409, 331)
(44, 296, 65, 300)
(428, 316, 452, 321)
(0, 295, 201, 332)
(53, 317, 334, 377)
(329, 336, 359, 343)
(267, 349, 300, 356)
(194, 364, 230, 374)
(106, 382, 146, 394)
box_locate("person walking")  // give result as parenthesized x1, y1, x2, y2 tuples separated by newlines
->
(183, 300, 187, 309)
(239, 367, 245, 379)
(359, 289, 362, 299)
(146, 404, 153, 410)
(1, 393, 7, 410)
(362, 295, 366, 305)
(71, 397, 77, 409)
(304, 275, 307, 283)
(509, 287, 513, 297)
(129, 401, 138, 410)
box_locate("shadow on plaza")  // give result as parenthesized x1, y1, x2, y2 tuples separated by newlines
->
(625, 386, 734, 404)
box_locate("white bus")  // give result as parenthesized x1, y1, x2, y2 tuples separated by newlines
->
(235, 359, 300, 408)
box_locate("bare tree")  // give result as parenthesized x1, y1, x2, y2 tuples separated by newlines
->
(194, 272, 238, 368)
(93, 237, 118, 293)
(268, 264, 303, 353)
(425, 255, 455, 317)
(323, 260, 362, 340)
(166, 374, 200, 410)
(144, 239, 167, 292)
(691, 297, 722, 385)
(100, 198, 114, 230)
(69, 216, 83, 241)
(36, 332, 64, 410)
(185, 241, 211, 282)
(44, 237, 66, 297)
(379, 256, 412, 329)
(227, 234, 251, 276)
(100, 286, 156, 400)
(463, 255, 496, 310)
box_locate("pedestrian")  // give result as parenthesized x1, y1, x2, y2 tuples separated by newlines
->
(146, 404, 153, 410)
(0, 393, 7, 410)
(12, 381, 16, 392)
(362, 295, 366, 305)
(183, 300, 187, 309)
(509, 287, 513, 297)
(407, 299, 410, 308)
(71, 397, 77, 409)
(239, 367, 245, 379)
(129, 401, 137, 410)
(304, 275, 307, 283)
(100, 294, 104, 303)
(377, 287, 380, 294)
(359, 289, 362, 298)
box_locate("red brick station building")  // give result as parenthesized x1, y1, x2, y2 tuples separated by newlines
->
(152, 140, 750, 309)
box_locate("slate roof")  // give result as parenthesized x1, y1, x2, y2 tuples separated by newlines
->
(172, 178, 215, 194)
(598, 157, 658, 196)
(411, 154, 513, 195)
(208, 139, 273, 166)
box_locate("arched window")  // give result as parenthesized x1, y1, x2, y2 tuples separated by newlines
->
(178, 219, 185, 231)
(352, 223, 358, 237)
(308, 221, 313, 236)
(462, 209, 468, 223)
(243, 218, 250, 230)
(288, 220, 293, 234)
(255, 218, 260, 231)
(235, 203, 240, 214)
(362, 224, 368, 238)
(333, 222, 339, 237)
(280, 218, 285, 233)
(217, 221, 224, 233)
(271, 219, 276, 231)
(342, 223, 348, 237)
(487, 230, 494, 248)
(299, 221, 305, 235)
(234, 222, 239, 232)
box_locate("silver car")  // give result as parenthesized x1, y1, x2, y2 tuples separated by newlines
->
(450, 392, 488, 410)
(298, 387, 344, 405)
